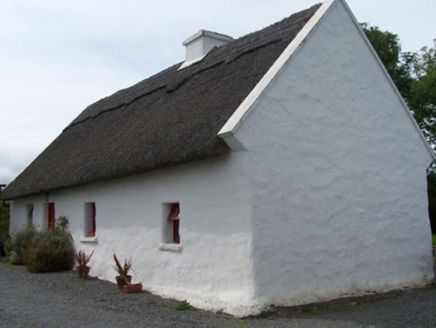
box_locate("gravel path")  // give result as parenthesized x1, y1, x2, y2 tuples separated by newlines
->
(1, 262, 436, 327)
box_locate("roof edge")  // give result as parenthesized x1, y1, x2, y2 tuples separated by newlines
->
(338, 0, 436, 161)
(217, 0, 335, 151)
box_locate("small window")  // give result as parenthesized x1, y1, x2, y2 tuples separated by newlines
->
(162, 203, 180, 244)
(85, 202, 96, 237)
(47, 203, 55, 229)
(26, 204, 34, 226)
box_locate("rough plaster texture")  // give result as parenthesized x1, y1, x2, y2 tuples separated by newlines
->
(10, 155, 257, 317)
(8, 0, 434, 318)
(232, 0, 434, 311)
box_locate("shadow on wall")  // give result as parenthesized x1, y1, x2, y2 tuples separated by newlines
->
(427, 171, 436, 233)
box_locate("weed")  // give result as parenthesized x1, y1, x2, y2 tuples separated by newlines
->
(302, 307, 322, 315)
(1, 257, 11, 264)
(343, 302, 357, 309)
(237, 319, 249, 324)
(175, 300, 191, 311)
(220, 315, 231, 321)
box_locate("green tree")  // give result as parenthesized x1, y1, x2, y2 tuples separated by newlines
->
(361, 23, 414, 101)
(0, 201, 9, 235)
(362, 24, 436, 146)
(363, 24, 436, 231)
(409, 46, 436, 144)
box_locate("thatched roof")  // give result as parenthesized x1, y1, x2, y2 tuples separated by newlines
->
(2, 4, 321, 200)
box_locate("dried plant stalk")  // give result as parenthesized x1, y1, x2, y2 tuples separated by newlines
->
(74, 250, 95, 266)
(113, 253, 132, 277)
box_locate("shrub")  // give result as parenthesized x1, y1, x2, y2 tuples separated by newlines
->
(10, 218, 75, 272)
(10, 225, 38, 265)
(23, 230, 75, 273)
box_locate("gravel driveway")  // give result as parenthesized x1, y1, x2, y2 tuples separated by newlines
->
(1, 261, 436, 327)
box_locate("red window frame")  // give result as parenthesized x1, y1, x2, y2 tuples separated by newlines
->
(92, 203, 96, 233)
(88, 203, 96, 237)
(167, 203, 180, 244)
(28, 204, 34, 219)
(48, 203, 55, 229)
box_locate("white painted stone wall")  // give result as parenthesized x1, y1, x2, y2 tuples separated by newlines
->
(232, 0, 434, 312)
(9, 154, 257, 317)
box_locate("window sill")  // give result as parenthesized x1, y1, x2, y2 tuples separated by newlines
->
(158, 243, 183, 252)
(79, 236, 98, 244)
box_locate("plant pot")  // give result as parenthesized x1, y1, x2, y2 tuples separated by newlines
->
(116, 275, 132, 288)
(123, 283, 143, 294)
(76, 266, 90, 279)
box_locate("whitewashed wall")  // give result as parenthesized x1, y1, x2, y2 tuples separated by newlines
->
(10, 154, 257, 317)
(233, 0, 434, 312)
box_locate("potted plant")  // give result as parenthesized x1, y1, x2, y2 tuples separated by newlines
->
(113, 253, 133, 288)
(123, 281, 143, 294)
(74, 250, 94, 279)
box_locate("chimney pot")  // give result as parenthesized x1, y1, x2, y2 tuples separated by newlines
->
(179, 30, 233, 69)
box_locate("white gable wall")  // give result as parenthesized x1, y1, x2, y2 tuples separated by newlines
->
(233, 0, 434, 309)
(9, 154, 257, 317)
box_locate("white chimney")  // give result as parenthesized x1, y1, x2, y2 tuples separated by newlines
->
(179, 30, 233, 69)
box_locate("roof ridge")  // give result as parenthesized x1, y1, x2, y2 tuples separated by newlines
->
(65, 4, 321, 132)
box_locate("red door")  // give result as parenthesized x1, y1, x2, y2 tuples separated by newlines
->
(48, 203, 55, 229)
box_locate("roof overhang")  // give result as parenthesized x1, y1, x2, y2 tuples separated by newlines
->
(218, 0, 335, 151)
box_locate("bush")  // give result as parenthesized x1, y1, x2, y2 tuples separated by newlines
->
(10, 218, 75, 272)
(10, 225, 39, 265)
(23, 230, 75, 273)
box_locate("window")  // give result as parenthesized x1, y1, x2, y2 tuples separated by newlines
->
(85, 202, 96, 237)
(167, 203, 180, 244)
(26, 204, 34, 226)
(159, 203, 182, 252)
(162, 203, 180, 244)
(47, 203, 55, 229)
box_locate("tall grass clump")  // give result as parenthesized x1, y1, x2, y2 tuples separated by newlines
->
(10, 217, 75, 272)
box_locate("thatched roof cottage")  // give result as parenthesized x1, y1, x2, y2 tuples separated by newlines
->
(3, 0, 434, 316)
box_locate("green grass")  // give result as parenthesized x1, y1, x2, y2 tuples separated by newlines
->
(302, 307, 322, 315)
(175, 300, 191, 311)
(432, 234, 436, 246)
(220, 315, 231, 321)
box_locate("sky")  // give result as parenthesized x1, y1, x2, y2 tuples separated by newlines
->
(1, 0, 435, 185)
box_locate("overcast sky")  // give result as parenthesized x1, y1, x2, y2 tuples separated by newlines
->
(1, 0, 435, 184)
